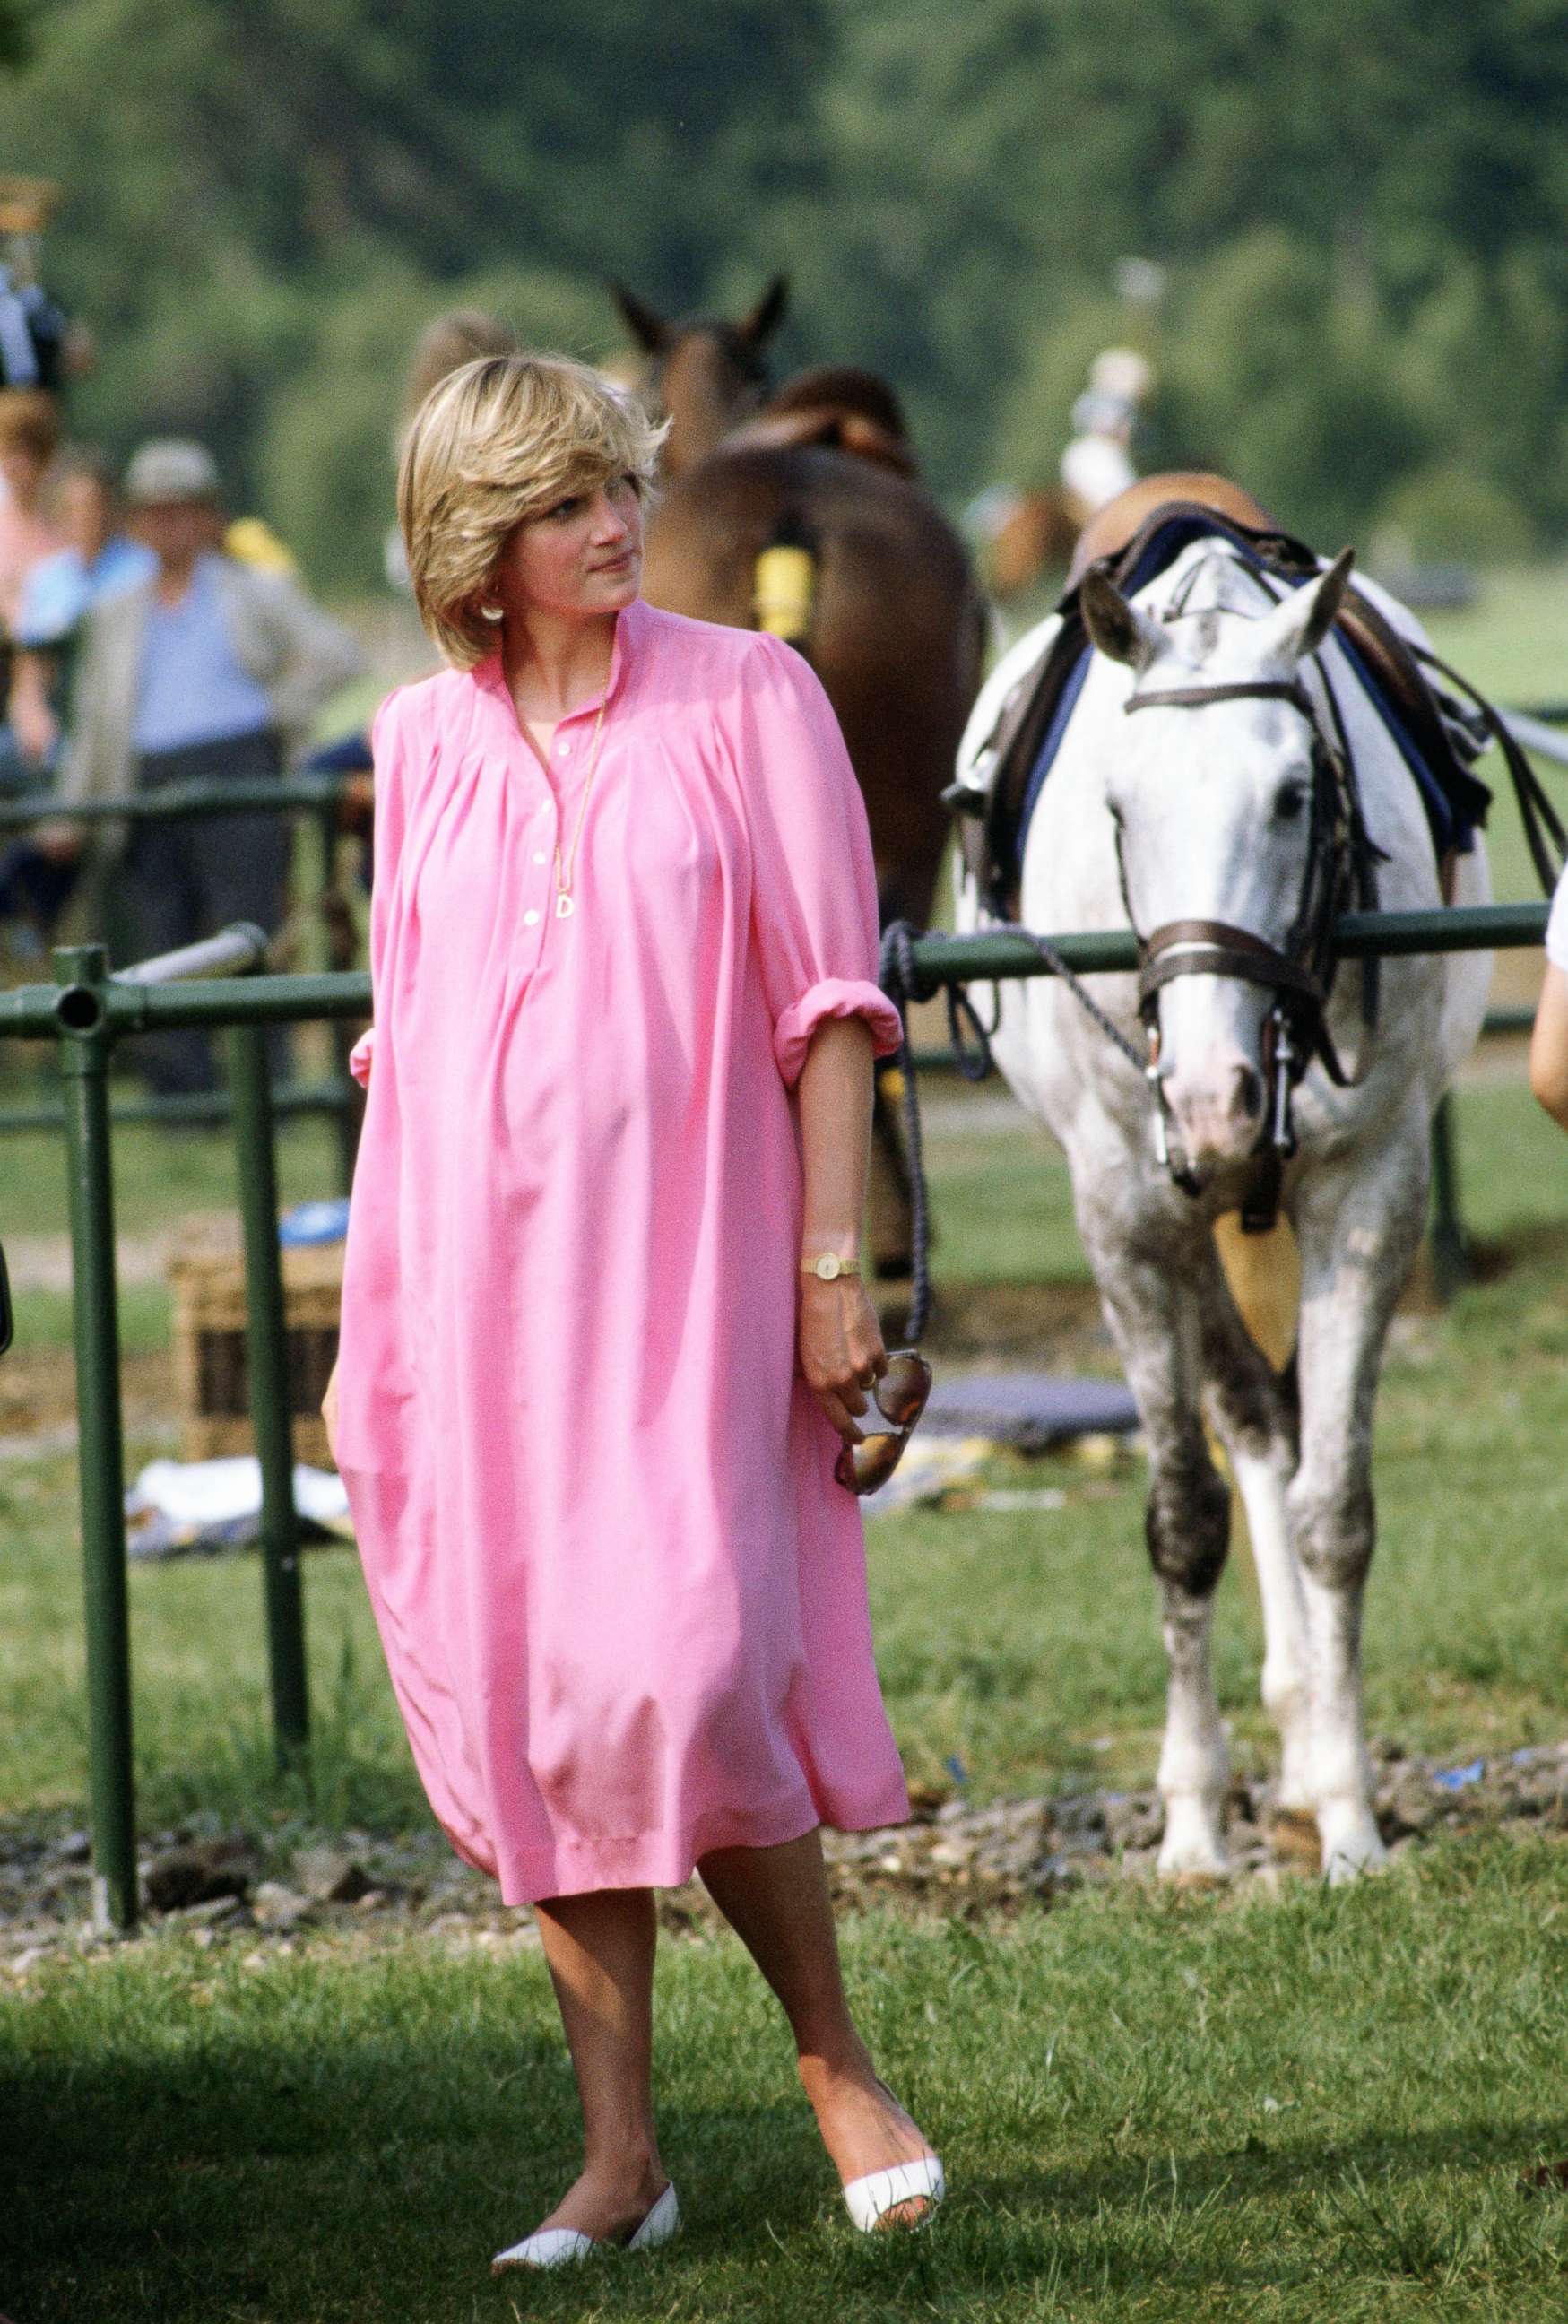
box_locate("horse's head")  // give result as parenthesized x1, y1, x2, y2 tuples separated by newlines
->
(1080, 548, 1356, 1176)
(609, 277, 788, 475)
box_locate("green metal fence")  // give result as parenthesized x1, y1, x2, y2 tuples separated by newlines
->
(0, 775, 364, 1185)
(2, 931, 369, 1932)
(0, 897, 1551, 1933)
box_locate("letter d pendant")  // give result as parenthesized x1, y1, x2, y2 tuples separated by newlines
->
(554, 892, 575, 918)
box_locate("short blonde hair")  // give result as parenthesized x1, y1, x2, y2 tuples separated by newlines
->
(397, 352, 665, 667)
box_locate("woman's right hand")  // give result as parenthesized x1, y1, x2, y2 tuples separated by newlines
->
(321, 1360, 340, 1468)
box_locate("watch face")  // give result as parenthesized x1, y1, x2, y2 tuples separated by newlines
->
(817, 1254, 839, 1279)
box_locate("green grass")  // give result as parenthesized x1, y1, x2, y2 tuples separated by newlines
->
(6, 1842, 1568, 2320)
(1, 674, 1566, 2319)
(3, 1079, 1564, 1830)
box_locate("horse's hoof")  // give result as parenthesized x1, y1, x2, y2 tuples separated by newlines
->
(1269, 1809, 1322, 1867)
(1169, 1867, 1229, 1894)
(1318, 1808, 1389, 1885)
(1157, 1801, 1230, 1881)
(1322, 1837, 1389, 1886)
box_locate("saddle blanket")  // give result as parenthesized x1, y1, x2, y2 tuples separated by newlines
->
(970, 512, 1492, 915)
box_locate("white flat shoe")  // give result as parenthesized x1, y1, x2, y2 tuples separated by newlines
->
(490, 2181, 679, 2272)
(843, 2153, 945, 2232)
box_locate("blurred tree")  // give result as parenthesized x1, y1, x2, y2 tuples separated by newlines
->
(0, 0, 831, 578)
(3, 0, 1566, 579)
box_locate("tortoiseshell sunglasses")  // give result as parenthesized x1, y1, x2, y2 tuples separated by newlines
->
(834, 1349, 933, 1496)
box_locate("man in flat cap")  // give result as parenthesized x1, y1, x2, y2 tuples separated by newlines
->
(44, 438, 362, 1092)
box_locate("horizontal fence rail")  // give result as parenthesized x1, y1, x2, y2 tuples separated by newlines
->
(0, 775, 354, 830)
(898, 902, 1549, 990)
(0, 892, 1550, 1934)
(1501, 709, 1568, 769)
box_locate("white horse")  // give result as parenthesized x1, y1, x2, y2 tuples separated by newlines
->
(954, 535, 1491, 1881)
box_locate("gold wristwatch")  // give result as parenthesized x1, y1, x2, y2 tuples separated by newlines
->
(801, 1252, 861, 1282)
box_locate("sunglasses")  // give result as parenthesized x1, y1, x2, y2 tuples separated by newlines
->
(834, 1349, 933, 1496)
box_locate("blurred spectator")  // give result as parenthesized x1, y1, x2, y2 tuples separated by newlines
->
(1059, 390, 1138, 524)
(0, 388, 64, 632)
(42, 437, 363, 1093)
(1530, 864, 1568, 1132)
(1059, 348, 1154, 525)
(224, 514, 297, 574)
(7, 449, 155, 770)
(0, 257, 72, 395)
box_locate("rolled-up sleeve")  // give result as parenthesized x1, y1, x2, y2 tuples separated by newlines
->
(736, 633, 903, 1087)
(1548, 864, 1568, 973)
(349, 694, 409, 1089)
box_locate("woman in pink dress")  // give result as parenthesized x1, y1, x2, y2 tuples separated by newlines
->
(322, 353, 942, 2268)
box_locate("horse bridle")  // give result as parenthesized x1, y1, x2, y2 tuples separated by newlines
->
(1117, 671, 1379, 1210)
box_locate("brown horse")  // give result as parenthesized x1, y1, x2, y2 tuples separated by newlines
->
(611, 277, 788, 478)
(613, 282, 988, 1279)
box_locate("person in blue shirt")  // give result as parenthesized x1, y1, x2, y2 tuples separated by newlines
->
(39, 438, 362, 1091)
(7, 448, 155, 772)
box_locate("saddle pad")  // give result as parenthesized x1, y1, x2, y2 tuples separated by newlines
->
(992, 513, 1491, 914)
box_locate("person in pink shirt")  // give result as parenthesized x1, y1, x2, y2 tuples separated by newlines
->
(322, 353, 943, 2269)
(1531, 863, 1568, 1130)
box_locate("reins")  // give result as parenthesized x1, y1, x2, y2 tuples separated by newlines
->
(880, 531, 1567, 1324)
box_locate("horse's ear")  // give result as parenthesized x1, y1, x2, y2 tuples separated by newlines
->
(608, 281, 670, 356)
(1081, 567, 1166, 673)
(1263, 547, 1356, 665)
(737, 274, 789, 349)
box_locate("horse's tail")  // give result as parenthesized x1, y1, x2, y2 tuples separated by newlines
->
(752, 511, 818, 655)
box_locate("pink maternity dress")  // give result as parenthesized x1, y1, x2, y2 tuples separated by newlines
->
(334, 597, 911, 1903)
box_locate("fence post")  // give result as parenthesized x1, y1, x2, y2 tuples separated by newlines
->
(1429, 1092, 1468, 1298)
(311, 798, 360, 1196)
(53, 943, 137, 1934)
(230, 1019, 310, 1767)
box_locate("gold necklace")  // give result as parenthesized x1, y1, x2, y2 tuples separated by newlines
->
(551, 690, 609, 919)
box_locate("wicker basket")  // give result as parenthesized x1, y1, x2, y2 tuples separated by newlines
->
(169, 1218, 342, 1469)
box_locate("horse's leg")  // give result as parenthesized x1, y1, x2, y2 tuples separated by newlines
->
(1195, 1262, 1312, 1818)
(1290, 1127, 1427, 1882)
(1086, 1230, 1232, 1876)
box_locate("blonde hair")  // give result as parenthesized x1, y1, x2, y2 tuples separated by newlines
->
(397, 352, 665, 668)
(400, 308, 519, 435)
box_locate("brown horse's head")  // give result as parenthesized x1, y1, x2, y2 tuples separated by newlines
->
(608, 276, 789, 476)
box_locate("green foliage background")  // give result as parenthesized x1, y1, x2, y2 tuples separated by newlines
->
(4, 0, 1567, 583)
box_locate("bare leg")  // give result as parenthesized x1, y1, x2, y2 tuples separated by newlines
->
(526, 1886, 669, 2242)
(697, 1828, 936, 2224)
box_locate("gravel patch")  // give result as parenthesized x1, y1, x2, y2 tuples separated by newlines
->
(4, 1738, 1564, 1976)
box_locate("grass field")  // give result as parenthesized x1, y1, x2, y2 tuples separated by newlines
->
(7, 1842, 1568, 2324)
(3, 1066, 1567, 2319)
(2, 567, 1567, 2319)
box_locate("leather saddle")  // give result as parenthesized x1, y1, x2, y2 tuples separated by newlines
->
(959, 484, 1497, 921)
(726, 365, 919, 480)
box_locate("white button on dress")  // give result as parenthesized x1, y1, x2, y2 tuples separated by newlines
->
(523, 909, 540, 926)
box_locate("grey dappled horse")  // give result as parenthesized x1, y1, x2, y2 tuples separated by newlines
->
(954, 542, 1491, 1882)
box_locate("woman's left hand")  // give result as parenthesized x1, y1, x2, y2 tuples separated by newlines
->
(799, 1277, 887, 1444)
